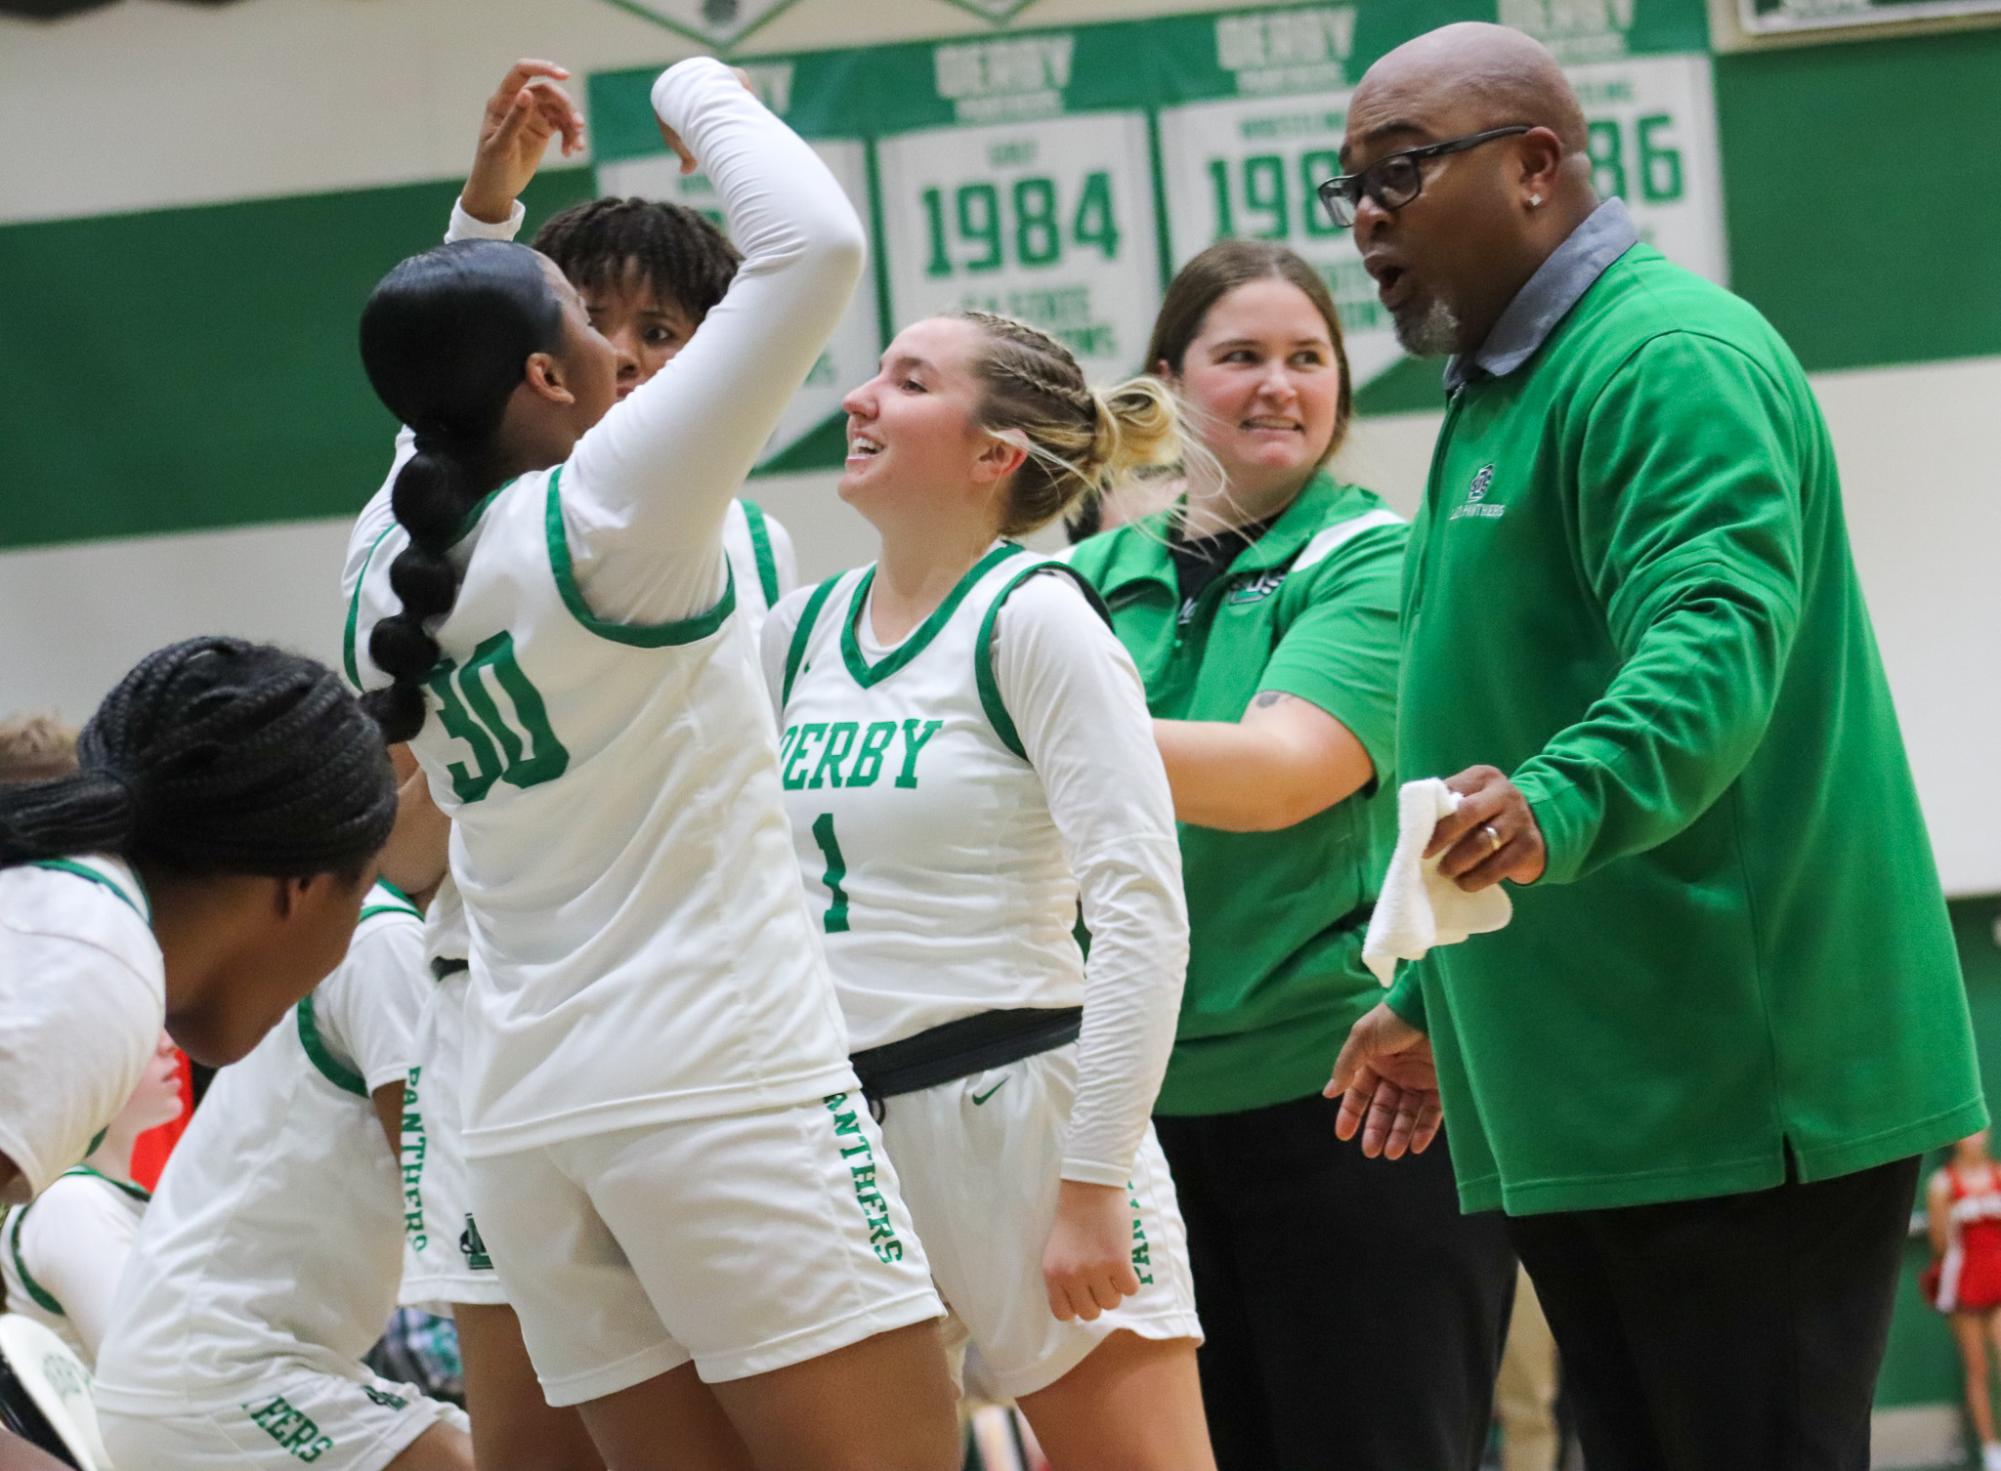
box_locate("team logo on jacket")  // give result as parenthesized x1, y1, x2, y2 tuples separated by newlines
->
(1451, 463, 1506, 521)
(1227, 571, 1287, 605)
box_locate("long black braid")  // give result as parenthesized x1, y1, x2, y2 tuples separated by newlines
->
(0, 638, 396, 877)
(358, 238, 564, 742)
(533, 197, 742, 325)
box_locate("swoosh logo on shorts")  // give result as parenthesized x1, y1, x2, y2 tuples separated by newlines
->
(971, 1078, 1009, 1106)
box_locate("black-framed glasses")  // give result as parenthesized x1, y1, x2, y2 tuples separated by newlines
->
(1317, 126, 1532, 229)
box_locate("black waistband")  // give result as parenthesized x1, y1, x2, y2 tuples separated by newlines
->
(850, 1006, 1083, 1115)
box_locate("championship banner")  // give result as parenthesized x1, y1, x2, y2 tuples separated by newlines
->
(589, 0, 1725, 473)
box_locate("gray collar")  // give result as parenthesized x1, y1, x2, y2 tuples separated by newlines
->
(1442, 197, 1641, 395)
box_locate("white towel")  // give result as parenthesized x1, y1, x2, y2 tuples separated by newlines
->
(1363, 778, 1514, 987)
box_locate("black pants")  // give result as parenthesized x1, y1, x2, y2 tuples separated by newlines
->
(1153, 1094, 1516, 1471)
(1506, 1153, 1922, 1471)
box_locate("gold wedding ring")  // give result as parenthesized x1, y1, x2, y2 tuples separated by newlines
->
(1479, 823, 1503, 855)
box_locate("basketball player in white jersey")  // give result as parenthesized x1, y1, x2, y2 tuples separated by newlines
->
(94, 883, 473, 1471)
(761, 311, 1215, 1468)
(1, 1033, 178, 1367)
(343, 58, 956, 1471)
(353, 62, 803, 1471)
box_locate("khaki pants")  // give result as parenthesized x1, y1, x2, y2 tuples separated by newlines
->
(1495, 1264, 1560, 1471)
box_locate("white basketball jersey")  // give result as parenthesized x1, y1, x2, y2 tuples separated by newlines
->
(2, 1167, 147, 1364)
(94, 886, 424, 1407)
(347, 469, 850, 1155)
(722, 498, 787, 640)
(776, 544, 1091, 1053)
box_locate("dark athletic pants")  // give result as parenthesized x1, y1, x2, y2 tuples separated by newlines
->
(1153, 1094, 1516, 1471)
(1505, 1154, 1921, 1471)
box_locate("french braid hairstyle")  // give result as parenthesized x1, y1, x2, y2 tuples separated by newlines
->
(0, 638, 396, 879)
(533, 197, 742, 325)
(358, 239, 564, 742)
(955, 311, 1198, 539)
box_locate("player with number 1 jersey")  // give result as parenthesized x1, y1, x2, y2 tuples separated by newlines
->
(762, 310, 1213, 1468)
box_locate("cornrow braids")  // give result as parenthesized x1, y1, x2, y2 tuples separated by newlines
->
(533, 197, 743, 326)
(359, 239, 564, 742)
(0, 638, 396, 878)
(955, 310, 1190, 538)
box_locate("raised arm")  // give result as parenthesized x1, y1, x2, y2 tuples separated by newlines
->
(557, 58, 867, 627)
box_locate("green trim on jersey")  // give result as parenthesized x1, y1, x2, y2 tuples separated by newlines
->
(295, 994, 369, 1098)
(545, 466, 737, 647)
(343, 524, 396, 692)
(783, 575, 844, 706)
(740, 499, 782, 607)
(357, 879, 422, 925)
(7, 1204, 62, 1315)
(449, 478, 516, 549)
(29, 858, 150, 925)
(839, 544, 1025, 688)
(63, 1165, 150, 1205)
(973, 563, 1113, 762)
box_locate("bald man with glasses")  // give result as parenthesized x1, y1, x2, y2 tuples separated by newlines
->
(1324, 22, 1984, 1471)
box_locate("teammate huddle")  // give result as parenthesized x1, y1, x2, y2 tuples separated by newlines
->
(4, 52, 1240, 1471)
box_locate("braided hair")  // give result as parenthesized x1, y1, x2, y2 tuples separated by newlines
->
(955, 311, 1190, 538)
(358, 239, 565, 742)
(533, 197, 742, 326)
(0, 638, 396, 878)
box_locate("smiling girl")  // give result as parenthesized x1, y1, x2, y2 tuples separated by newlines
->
(762, 311, 1213, 1468)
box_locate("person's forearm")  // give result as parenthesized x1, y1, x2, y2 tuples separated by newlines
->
(1154, 717, 1365, 832)
(1513, 576, 1795, 886)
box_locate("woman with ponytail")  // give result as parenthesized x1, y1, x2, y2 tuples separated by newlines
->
(0, 637, 396, 1206)
(343, 57, 958, 1471)
(758, 311, 1213, 1467)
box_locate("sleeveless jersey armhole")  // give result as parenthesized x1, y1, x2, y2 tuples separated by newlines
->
(782, 574, 845, 707)
(545, 466, 738, 647)
(7, 1201, 62, 1316)
(343, 524, 397, 692)
(739, 499, 783, 607)
(295, 994, 369, 1099)
(974, 563, 1114, 763)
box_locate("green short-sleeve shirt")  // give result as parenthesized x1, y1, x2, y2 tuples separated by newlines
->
(1067, 472, 1408, 1115)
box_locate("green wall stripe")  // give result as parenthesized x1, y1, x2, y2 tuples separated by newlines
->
(1713, 26, 2001, 374)
(0, 167, 596, 553)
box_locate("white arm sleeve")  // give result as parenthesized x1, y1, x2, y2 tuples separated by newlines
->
(316, 918, 429, 1094)
(15, 1177, 142, 1364)
(557, 58, 866, 627)
(993, 573, 1189, 1186)
(764, 512, 801, 598)
(759, 585, 814, 723)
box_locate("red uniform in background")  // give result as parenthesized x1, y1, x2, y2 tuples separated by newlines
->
(1936, 1161, 2001, 1313)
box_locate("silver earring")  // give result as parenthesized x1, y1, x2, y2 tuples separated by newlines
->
(1528, 194, 1543, 208)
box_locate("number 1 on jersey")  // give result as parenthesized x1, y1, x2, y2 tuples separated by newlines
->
(811, 813, 851, 934)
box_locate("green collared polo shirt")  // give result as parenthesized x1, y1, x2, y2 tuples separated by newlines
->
(1391, 240, 1984, 1216)
(1067, 471, 1407, 1115)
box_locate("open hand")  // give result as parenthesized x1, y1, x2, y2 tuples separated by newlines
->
(462, 59, 586, 224)
(1042, 1180, 1142, 1322)
(1426, 764, 1546, 892)
(1326, 1003, 1441, 1159)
